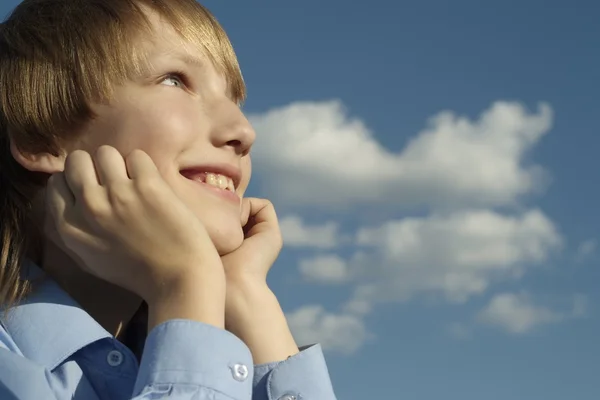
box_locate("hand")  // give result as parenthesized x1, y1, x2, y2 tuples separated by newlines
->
(221, 198, 298, 363)
(221, 197, 283, 284)
(45, 146, 225, 317)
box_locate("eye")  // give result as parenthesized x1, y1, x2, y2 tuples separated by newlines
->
(160, 72, 186, 88)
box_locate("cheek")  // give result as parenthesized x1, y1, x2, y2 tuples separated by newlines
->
(129, 103, 197, 149)
(85, 99, 199, 158)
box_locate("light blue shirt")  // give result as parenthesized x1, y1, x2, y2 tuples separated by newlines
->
(0, 266, 337, 400)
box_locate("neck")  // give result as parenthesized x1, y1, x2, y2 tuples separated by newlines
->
(40, 238, 143, 338)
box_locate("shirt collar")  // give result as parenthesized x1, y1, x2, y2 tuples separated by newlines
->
(1, 262, 111, 370)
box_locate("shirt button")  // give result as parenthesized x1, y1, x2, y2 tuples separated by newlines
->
(231, 363, 249, 381)
(106, 350, 124, 367)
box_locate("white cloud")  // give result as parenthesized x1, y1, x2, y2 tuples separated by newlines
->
(476, 292, 563, 334)
(279, 215, 339, 249)
(575, 238, 596, 262)
(346, 209, 561, 309)
(448, 293, 588, 337)
(250, 100, 552, 210)
(286, 305, 369, 354)
(249, 99, 573, 344)
(299, 254, 350, 284)
(342, 295, 374, 316)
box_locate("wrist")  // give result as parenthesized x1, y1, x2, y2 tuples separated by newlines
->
(226, 275, 269, 294)
(224, 278, 276, 322)
(147, 270, 226, 332)
(225, 282, 299, 364)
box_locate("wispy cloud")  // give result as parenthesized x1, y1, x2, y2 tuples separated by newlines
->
(287, 305, 370, 355)
(476, 292, 587, 334)
(575, 238, 596, 262)
(279, 215, 340, 249)
(299, 254, 350, 284)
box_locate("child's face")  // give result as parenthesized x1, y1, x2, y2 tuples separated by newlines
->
(68, 12, 255, 255)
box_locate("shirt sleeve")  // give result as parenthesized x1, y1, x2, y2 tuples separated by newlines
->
(252, 344, 337, 400)
(134, 319, 254, 399)
(0, 320, 256, 400)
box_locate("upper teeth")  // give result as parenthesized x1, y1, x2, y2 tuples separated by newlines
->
(205, 173, 235, 192)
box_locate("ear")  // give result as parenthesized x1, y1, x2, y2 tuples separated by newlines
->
(10, 139, 66, 174)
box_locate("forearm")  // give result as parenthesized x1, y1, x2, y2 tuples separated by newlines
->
(225, 281, 299, 364)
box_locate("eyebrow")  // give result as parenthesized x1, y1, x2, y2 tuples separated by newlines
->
(141, 48, 207, 73)
(175, 52, 207, 69)
(156, 50, 207, 70)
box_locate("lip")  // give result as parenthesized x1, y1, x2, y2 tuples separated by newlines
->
(180, 164, 242, 204)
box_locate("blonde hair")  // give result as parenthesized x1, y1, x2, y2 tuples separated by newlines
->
(0, 0, 246, 307)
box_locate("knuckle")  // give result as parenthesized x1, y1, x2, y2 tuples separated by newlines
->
(59, 222, 79, 241)
(107, 184, 134, 207)
(134, 175, 162, 195)
(126, 149, 150, 167)
(81, 187, 109, 217)
(263, 199, 274, 208)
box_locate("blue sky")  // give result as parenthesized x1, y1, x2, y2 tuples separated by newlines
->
(3, 0, 599, 399)
(203, 1, 599, 399)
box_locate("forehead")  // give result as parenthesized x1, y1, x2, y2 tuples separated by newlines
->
(137, 9, 219, 75)
(141, 10, 199, 57)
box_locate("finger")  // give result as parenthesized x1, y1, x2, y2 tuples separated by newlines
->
(45, 172, 73, 224)
(93, 146, 129, 185)
(48, 220, 110, 277)
(125, 149, 159, 180)
(243, 198, 280, 236)
(240, 198, 251, 227)
(63, 150, 101, 199)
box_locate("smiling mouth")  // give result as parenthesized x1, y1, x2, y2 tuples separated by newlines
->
(186, 172, 235, 192)
(180, 170, 240, 203)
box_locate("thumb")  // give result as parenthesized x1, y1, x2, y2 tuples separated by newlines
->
(240, 197, 251, 227)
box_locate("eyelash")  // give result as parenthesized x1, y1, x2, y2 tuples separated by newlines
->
(162, 70, 189, 88)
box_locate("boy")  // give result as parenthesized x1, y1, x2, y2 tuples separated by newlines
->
(0, 0, 337, 399)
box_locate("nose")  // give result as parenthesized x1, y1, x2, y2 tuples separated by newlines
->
(210, 101, 256, 156)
